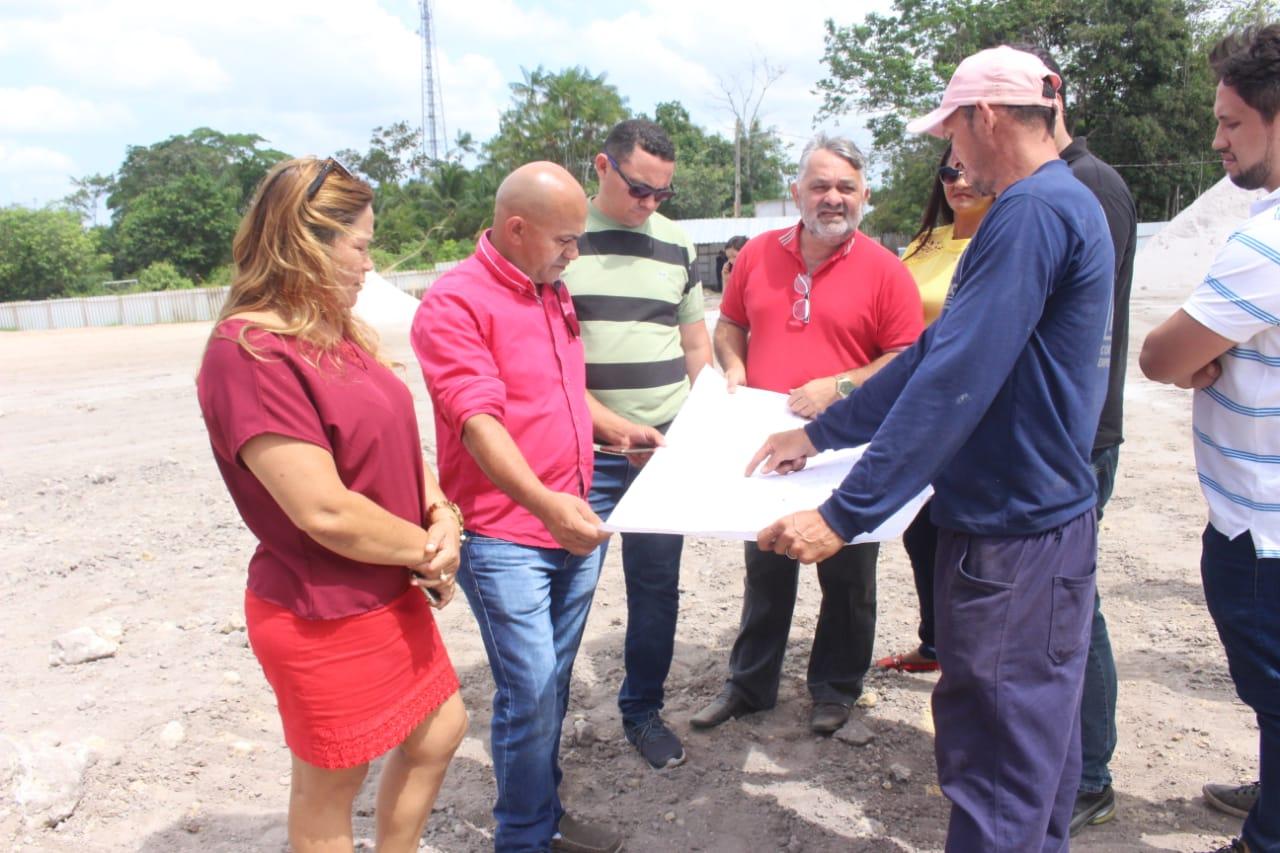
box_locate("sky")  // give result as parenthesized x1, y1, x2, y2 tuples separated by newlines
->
(0, 0, 894, 210)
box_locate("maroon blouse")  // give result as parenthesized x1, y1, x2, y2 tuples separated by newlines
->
(197, 320, 425, 619)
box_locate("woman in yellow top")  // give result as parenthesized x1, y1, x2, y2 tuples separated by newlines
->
(876, 143, 994, 673)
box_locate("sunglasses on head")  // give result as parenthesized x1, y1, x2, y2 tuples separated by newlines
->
(606, 153, 676, 202)
(306, 157, 355, 199)
(938, 165, 965, 186)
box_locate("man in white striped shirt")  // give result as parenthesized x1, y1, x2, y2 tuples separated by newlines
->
(1141, 23, 1280, 853)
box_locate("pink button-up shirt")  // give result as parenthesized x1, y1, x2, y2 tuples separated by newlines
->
(412, 231, 594, 549)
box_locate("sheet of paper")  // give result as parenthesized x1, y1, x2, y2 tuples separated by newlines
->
(601, 367, 932, 542)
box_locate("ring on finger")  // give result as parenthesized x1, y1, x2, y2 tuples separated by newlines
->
(439, 572, 454, 583)
(784, 546, 796, 560)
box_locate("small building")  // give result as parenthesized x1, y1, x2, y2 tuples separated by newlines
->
(673, 216, 798, 290)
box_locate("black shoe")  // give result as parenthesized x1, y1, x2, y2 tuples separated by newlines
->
(551, 814, 623, 853)
(690, 686, 756, 729)
(624, 712, 686, 770)
(1203, 781, 1260, 818)
(1069, 784, 1116, 836)
(809, 702, 850, 735)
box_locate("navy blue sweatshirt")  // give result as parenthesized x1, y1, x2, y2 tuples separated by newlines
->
(807, 159, 1113, 538)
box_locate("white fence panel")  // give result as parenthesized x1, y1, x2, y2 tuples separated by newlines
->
(0, 265, 471, 332)
(0, 287, 233, 331)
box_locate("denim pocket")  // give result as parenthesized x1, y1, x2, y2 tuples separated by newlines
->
(1048, 573, 1094, 664)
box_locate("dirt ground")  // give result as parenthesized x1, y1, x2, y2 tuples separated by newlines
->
(0, 264, 1257, 852)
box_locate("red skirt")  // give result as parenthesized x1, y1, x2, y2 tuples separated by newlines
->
(245, 586, 459, 769)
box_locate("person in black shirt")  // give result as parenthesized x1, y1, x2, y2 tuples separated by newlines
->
(1020, 45, 1138, 838)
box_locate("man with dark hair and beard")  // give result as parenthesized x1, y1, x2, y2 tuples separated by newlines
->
(1141, 24, 1280, 853)
(691, 132, 923, 737)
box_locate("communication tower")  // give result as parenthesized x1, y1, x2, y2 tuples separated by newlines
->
(419, 0, 447, 165)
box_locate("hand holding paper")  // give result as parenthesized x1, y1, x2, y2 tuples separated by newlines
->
(600, 367, 931, 542)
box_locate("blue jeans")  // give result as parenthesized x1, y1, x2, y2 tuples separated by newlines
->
(588, 451, 683, 725)
(1079, 443, 1120, 794)
(1201, 524, 1280, 853)
(458, 533, 604, 853)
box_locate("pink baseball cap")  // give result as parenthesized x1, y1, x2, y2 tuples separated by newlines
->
(905, 46, 1061, 137)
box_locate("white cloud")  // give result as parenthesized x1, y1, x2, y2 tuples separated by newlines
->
(0, 87, 130, 134)
(0, 0, 893, 206)
(0, 141, 75, 176)
(12, 14, 230, 94)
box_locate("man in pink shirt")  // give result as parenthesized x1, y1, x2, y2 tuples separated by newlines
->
(691, 134, 923, 737)
(412, 162, 618, 853)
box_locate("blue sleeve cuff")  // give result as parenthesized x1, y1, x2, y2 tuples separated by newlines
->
(817, 499, 860, 543)
(804, 419, 833, 452)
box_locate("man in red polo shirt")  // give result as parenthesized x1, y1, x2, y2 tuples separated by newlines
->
(412, 161, 618, 853)
(691, 134, 923, 736)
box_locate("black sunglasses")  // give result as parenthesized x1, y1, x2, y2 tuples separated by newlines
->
(938, 165, 965, 186)
(306, 157, 354, 199)
(606, 153, 676, 202)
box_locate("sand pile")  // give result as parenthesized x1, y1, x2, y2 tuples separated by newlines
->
(1135, 176, 1264, 298)
(353, 270, 420, 334)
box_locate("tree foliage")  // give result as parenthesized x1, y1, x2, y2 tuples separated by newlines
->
(0, 207, 110, 301)
(5, 68, 798, 300)
(486, 66, 630, 185)
(114, 172, 241, 280)
(336, 121, 428, 191)
(817, 0, 1221, 230)
(103, 128, 289, 279)
(651, 101, 789, 219)
(137, 260, 195, 291)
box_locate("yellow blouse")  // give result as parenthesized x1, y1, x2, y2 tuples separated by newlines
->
(902, 223, 971, 326)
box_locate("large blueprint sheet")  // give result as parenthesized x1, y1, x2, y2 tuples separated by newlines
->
(601, 368, 931, 542)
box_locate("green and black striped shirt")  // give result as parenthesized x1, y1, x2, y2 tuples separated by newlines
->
(562, 204, 704, 426)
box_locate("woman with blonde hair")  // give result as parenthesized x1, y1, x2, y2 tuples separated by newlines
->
(196, 157, 466, 852)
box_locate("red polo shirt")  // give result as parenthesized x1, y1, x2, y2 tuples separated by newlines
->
(411, 232, 594, 549)
(720, 223, 923, 393)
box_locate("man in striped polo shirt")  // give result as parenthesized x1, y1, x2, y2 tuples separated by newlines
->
(562, 119, 712, 771)
(1141, 24, 1280, 853)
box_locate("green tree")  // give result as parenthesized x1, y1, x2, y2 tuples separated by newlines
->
(114, 172, 240, 280)
(817, 0, 1219, 227)
(486, 66, 629, 185)
(137, 260, 195, 291)
(63, 173, 113, 228)
(104, 128, 289, 278)
(651, 101, 735, 219)
(109, 127, 288, 218)
(336, 121, 429, 191)
(649, 101, 790, 220)
(0, 207, 110, 301)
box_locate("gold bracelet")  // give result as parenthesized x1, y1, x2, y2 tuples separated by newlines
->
(426, 499, 464, 531)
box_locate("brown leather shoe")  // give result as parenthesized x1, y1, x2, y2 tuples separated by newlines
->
(690, 686, 756, 729)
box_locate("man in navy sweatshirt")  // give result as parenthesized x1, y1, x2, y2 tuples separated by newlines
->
(746, 46, 1113, 852)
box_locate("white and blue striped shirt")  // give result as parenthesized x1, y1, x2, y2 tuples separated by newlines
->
(1184, 186, 1280, 559)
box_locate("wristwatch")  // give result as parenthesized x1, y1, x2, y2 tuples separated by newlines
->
(835, 376, 857, 398)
